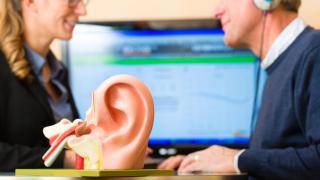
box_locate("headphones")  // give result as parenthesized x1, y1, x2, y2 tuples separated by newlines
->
(254, 0, 281, 10)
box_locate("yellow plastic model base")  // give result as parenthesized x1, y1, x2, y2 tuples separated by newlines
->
(15, 169, 175, 177)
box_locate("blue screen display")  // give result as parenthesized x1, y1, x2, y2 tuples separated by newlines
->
(67, 24, 261, 147)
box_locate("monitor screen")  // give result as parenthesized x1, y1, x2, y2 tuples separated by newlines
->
(66, 22, 259, 156)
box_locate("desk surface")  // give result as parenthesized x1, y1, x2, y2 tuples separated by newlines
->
(1, 176, 248, 180)
(1, 174, 248, 180)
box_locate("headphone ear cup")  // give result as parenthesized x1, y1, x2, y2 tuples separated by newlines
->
(254, 0, 281, 10)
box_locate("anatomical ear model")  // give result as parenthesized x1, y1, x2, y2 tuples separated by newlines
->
(42, 75, 154, 169)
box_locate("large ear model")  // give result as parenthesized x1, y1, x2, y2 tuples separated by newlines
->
(69, 74, 154, 169)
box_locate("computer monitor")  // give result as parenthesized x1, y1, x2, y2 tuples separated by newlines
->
(64, 20, 260, 156)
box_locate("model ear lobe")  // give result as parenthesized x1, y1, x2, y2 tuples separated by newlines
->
(86, 75, 154, 169)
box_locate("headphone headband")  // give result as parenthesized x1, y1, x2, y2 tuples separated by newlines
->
(254, 0, 281, 10)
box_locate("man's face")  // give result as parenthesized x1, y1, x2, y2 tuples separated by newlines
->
(213, 0, 263, 48)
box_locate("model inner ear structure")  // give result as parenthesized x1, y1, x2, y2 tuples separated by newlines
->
(42, 75, 154, 169)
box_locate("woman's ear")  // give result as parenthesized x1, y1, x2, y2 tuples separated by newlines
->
(21, 0, 39, 14)
(85, 75, 154, 169)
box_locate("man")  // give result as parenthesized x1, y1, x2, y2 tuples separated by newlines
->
(158, 0, 320, 179)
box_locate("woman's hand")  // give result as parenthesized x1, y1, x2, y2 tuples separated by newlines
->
(75, 121, 91, 137)
(63, 150, 76, 168)
(64, 121, 91, 168)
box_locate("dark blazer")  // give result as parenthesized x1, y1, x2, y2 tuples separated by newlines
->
(0, 50, 79, 172)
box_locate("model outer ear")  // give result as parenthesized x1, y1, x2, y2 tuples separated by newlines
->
(85, 74, 154, 169)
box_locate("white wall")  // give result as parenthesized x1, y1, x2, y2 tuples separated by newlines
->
(81, 0, 320, 28)
(81, 0, 219, 21)
(299, 0, 320, 28)
(52, 0, 320, 58)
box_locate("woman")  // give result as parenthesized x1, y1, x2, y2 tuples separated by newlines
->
(0, 0, 88, 171)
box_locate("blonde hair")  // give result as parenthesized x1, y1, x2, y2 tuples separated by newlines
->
(0, 0, 33, 82)
(281, 0, 301, 13)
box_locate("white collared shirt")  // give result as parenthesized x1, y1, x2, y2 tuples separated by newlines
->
(261, 17, 307, 69)
(234, 17, 307, 174)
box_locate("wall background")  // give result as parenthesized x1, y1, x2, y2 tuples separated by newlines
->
(81, 0, 320, 28)
(52, 0, 320, 58)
